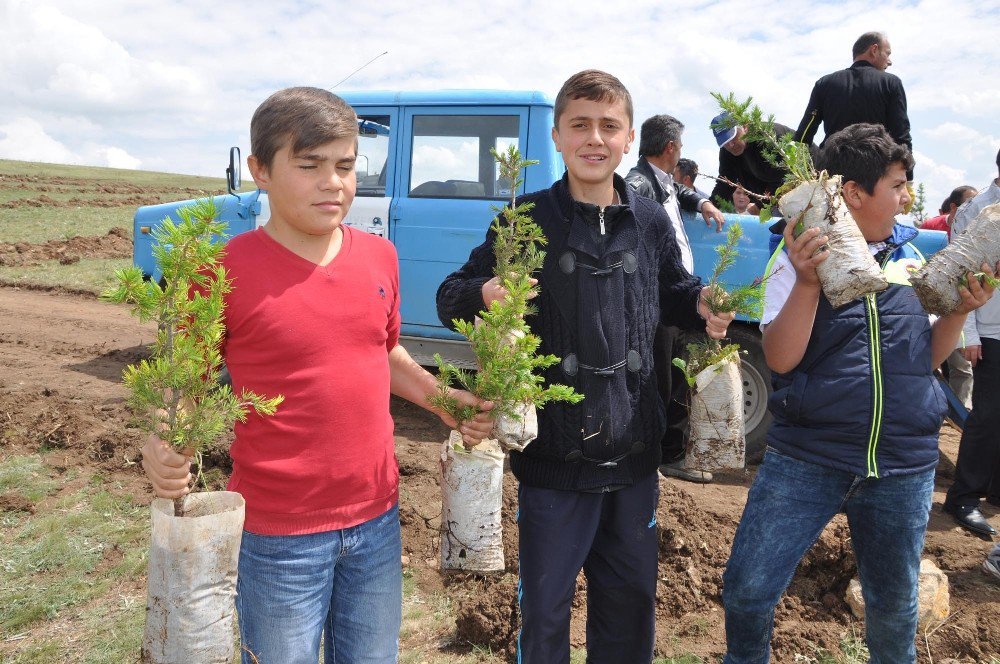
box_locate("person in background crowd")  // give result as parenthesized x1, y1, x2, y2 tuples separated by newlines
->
(674, 157, 712, 200)
(794, 31, 913, 180)
(922, 186, 977, 239)
(732, 186, 754, 215)
(923, 185, 980, 410)
(710, 111, 793, 213)
(944, 149, 1000, 543)
(626, 114, 725, 484)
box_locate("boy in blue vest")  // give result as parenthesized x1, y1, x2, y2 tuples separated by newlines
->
(722, 123, 997, 663)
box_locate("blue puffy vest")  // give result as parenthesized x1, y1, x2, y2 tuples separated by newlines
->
(765, 223, 947, 478)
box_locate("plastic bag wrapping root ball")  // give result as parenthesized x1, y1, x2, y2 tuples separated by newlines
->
(141, 491, 245, 664)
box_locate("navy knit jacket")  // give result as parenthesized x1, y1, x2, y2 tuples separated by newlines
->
(436, 173, 705, 491)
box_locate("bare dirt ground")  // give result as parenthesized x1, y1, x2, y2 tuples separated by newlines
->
(0, 227, 133, 267)
(2, 285, 1000, 662)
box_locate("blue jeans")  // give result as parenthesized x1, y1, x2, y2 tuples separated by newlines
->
(236, 504, 402, 664)
(723, 449, 934, 664)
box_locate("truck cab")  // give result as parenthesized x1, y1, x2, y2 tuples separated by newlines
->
(132, 89, 948, 463)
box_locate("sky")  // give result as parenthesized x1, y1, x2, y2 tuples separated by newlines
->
(1, 0, 998, 214)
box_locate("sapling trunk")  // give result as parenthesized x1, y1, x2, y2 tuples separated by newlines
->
(778, 174, 888, 308)
(910, 203, 1000, 315)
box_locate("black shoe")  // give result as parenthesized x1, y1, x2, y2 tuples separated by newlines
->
(945, 504, 997, 539)
(987, 495, 1000, 508)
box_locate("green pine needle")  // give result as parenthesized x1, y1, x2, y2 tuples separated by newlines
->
(101, 199, 283, 473)
(431, 146, 583, 425)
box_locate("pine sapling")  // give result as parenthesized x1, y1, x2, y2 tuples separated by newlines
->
(673, 224, 766, 384)
(712, 92, 888, 308)
(102, 200, 282, 516)
(672, 224, 765, 470)
(431, 145, 582, 447)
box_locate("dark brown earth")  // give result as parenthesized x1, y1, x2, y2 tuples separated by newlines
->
(2, 286, 999, 662)
(0, 227, 133, 266)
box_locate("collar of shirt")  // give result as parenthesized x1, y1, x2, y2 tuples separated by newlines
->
(648, 161, 675, 200)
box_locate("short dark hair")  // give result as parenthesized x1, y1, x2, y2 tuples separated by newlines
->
(852, 32, 886, 59)
(250, 87, 357, 171)
(676, 158, 699, 181)
(817, 123, 914, 194)
(554, 70, 633, 128)
(996, 146, 1000, 173)
(946, 185, 977, 210)
(638, 114, 684, 157)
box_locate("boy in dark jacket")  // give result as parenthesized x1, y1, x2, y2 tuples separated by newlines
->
(722, 123, 996, 663)
(437, 70, 733, 664)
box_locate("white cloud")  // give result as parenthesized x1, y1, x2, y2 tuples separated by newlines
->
(0, 116, 77, 164)
(95, 146, 141, 170)
(0, 0, 994, 198)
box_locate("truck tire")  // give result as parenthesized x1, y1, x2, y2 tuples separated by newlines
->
(729, 325, 771, 465)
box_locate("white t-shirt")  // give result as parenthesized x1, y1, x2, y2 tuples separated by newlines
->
(760, 240, 889, 329)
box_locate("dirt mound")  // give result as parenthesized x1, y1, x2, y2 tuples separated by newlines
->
(0, 227, 133, 266)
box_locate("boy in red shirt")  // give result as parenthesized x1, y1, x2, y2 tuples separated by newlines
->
(140, 87, 494, 663)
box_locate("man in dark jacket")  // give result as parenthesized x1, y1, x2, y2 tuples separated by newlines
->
(710, 113, 793, 208)
(625, 114, 724, 483)
(794, 31, 913, 179)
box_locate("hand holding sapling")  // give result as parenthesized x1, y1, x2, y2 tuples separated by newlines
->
(713, 92, 887, 307)
(102, 200, 283, 515)
(432, 146, 582, 450)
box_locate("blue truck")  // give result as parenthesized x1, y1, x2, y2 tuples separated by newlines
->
(132, 90, 949, 462)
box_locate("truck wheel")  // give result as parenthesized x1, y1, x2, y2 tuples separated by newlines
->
(729, 326, 771, 465)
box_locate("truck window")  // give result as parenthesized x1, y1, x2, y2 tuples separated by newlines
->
(357, 115, 391, 197)
(409, 115, 519, 199)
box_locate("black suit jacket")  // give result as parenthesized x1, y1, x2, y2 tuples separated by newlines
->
(794, 60, 912, 178)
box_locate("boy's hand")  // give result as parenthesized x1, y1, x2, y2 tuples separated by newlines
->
(698, 286, 736, 339)
(700, 202, 726, 231)
(140, 434, 192, 499)
(963, 344, 983, 367)
(953, 262, 999, 316)
(482, 276, 538, 308)
(784, 218, 828, 287)
(438, 390, 495, 448)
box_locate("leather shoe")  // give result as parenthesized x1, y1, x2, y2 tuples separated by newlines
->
(945, 504, 996, 539)
(659, 459, 713, 484)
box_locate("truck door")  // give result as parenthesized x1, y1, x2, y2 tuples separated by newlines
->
(343, 109, 398, 239)
(392, 107, 529, 340)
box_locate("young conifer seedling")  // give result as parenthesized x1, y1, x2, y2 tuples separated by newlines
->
(102, 200, 282, 516)
(711, 92, 887, 308)
(431, 145, 582, 450)
(672, 224, 765, 470)
(673, 224, 764, 384)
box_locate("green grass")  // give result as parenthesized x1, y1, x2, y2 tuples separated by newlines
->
(0, 456, 59, 503)
(0, 258, 131, 295)
(1, 486, 148, 632)
(0, 158, 231, 191)
(0, 206, 138, 245)
(0, 159, 257, 294)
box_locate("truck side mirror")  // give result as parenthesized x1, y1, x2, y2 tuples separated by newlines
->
(226, 147, 241, 194)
